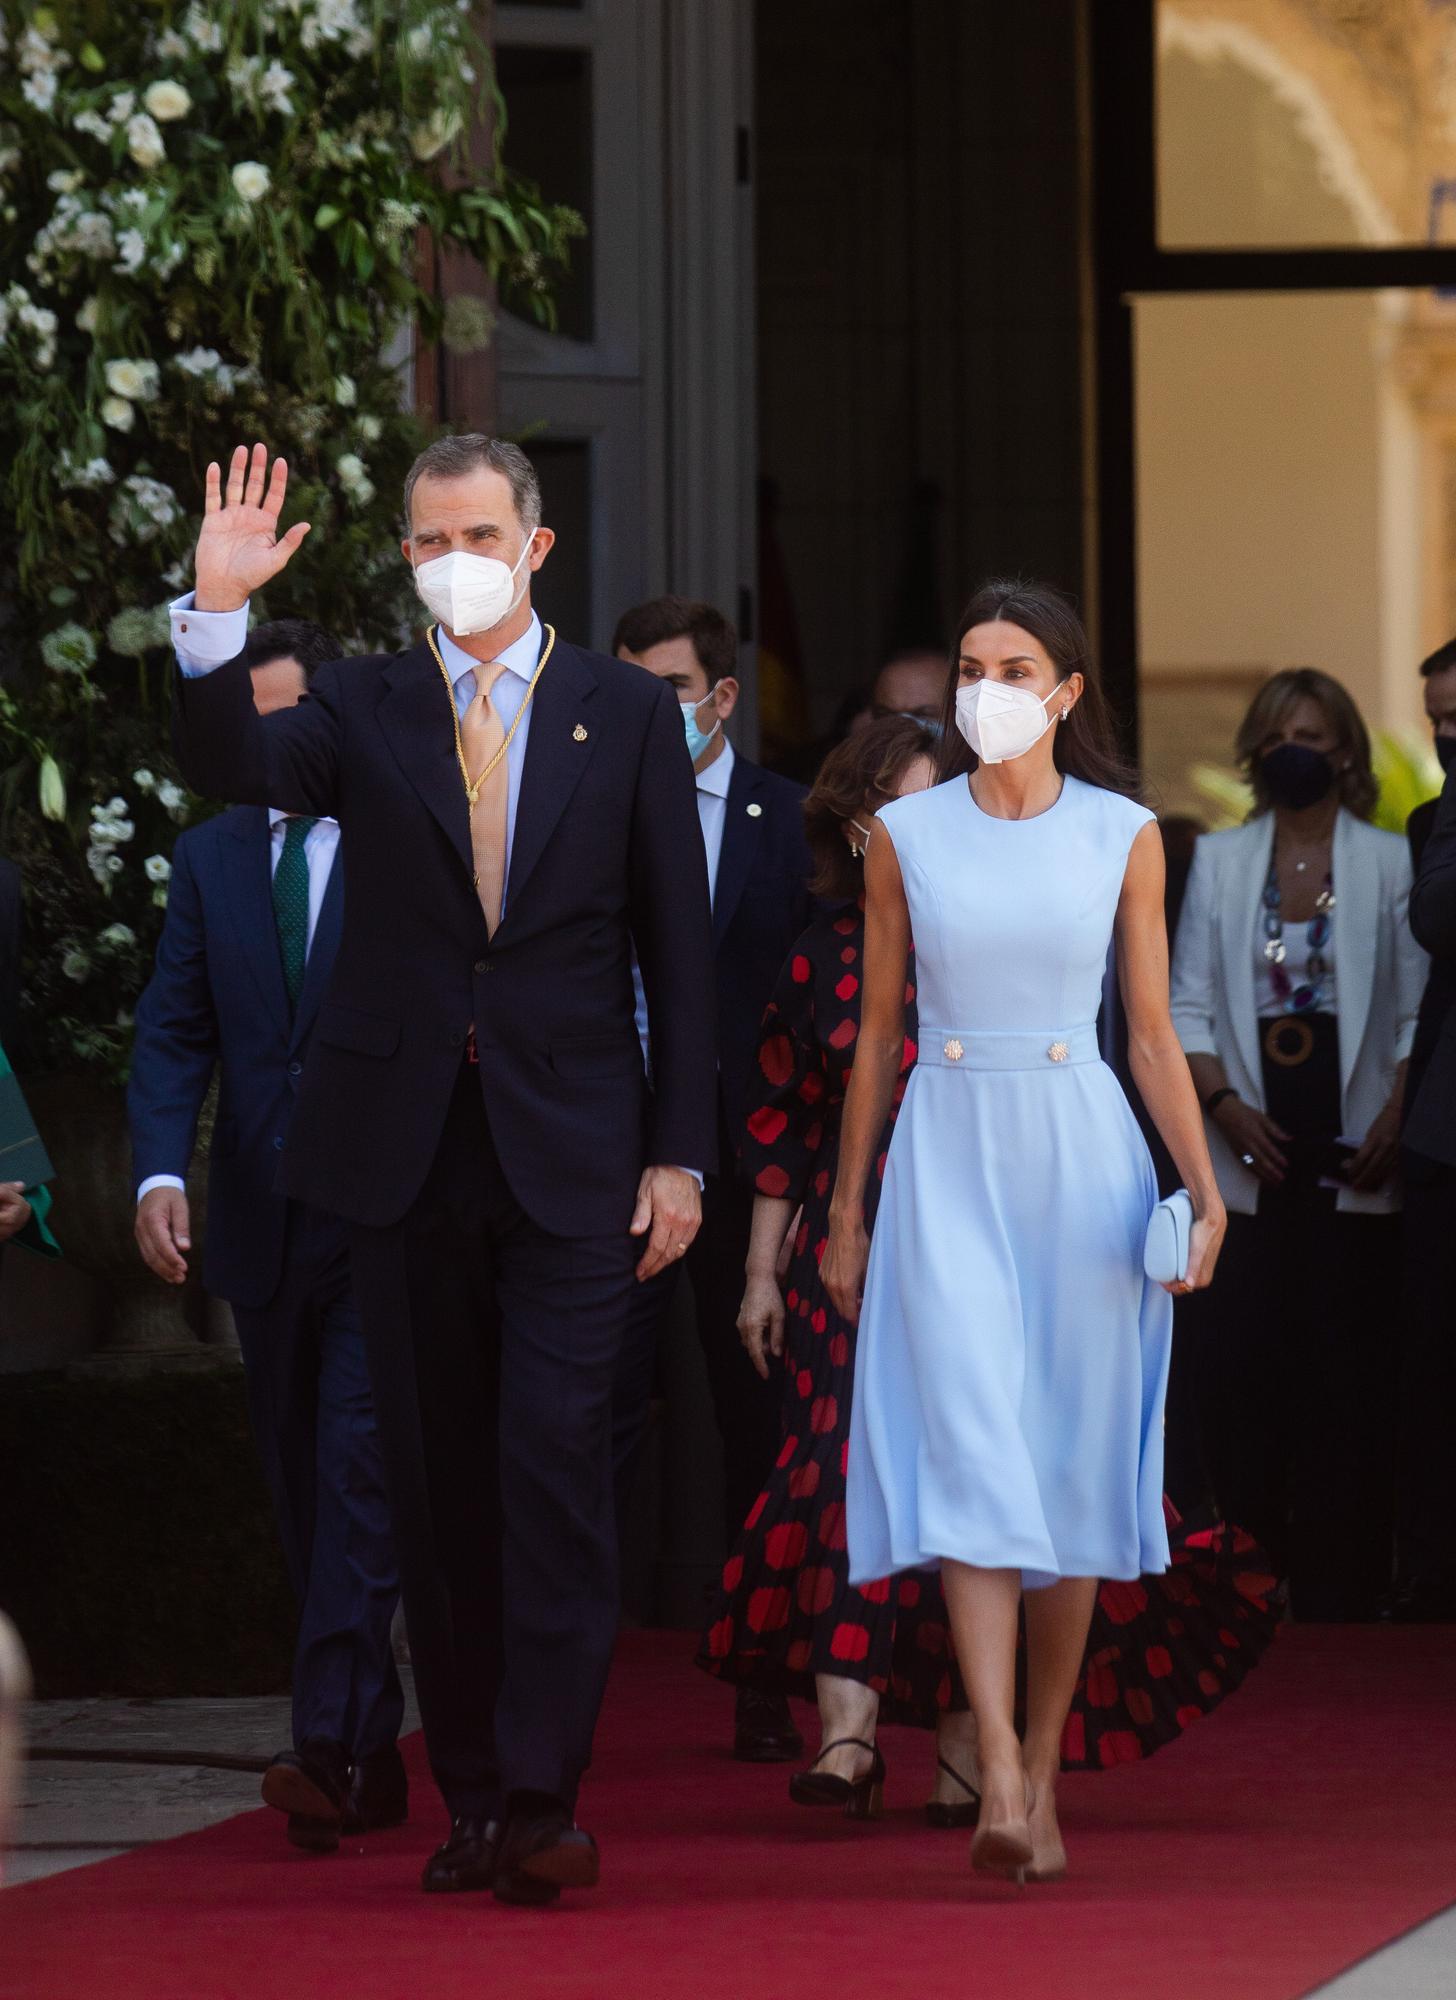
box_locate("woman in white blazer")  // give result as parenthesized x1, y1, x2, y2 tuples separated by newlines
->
(1170, 669, 1426, 1620)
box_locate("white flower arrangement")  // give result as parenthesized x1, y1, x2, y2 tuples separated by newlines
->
(1, 0, 580, 1077)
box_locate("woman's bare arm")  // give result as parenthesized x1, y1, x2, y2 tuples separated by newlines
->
(821, 827, 911, 1322)
(1117, 822, 1226, 1291)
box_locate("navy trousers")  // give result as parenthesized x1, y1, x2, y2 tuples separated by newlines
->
(231, 1201, 404, 1760)
(350, 1059, 639, 1819)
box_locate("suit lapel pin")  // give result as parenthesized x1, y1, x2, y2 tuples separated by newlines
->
(573, 724, 588, 742)
(746, 802, 762, 817)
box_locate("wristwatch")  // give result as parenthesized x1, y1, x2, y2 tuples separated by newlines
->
(1203, 1086, 1238, 1116)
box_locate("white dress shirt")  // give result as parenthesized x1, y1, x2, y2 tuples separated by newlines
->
(136, 811, 341, 1203)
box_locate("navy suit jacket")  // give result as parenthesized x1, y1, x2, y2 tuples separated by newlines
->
(128, 808, 345, 1309)
(171, 633, 717, 1235)
(712, 754, 812, 1159)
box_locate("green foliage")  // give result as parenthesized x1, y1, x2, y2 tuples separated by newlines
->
(0, 0, 580, 1075)
(1191, 732, 1442, 834)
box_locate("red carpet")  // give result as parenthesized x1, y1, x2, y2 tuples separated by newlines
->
(6, 1627, 1456, 2000)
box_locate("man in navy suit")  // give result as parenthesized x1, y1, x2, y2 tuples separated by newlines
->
(164, 439, 715, 1904)
(610, 596, 813, 1761)
(130, 618, 405, 1852)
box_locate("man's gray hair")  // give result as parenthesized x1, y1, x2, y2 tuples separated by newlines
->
(402, 434, 542, 533)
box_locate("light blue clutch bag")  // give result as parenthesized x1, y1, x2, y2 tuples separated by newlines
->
(1143, 1189, 1193, 1286)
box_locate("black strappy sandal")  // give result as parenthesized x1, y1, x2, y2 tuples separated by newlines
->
(924, 1754, 981, 1829)
(788, 1736, 886, 1820)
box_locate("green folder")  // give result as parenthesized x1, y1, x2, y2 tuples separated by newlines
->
(0, 1067, 54, 1191)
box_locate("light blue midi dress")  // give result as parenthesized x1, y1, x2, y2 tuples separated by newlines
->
(846, 773, 1172, 1592)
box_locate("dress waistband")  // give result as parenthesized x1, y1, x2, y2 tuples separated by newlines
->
(916, 1025, 1102, 1071)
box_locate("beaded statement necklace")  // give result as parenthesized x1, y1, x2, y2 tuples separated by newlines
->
(1262, 853, 1334, 1014)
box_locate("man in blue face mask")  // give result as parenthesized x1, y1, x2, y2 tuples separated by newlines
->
(613, 595, 814, 1763)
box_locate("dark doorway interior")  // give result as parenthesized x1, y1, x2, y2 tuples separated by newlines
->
(753, 0, 1092, 744)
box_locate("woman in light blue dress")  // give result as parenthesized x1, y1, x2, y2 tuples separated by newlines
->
(822, 579, 1225, 1887)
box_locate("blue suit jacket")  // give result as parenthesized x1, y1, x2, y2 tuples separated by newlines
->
(127, 806, 344, 1310)
(713, 754, 813, 1160)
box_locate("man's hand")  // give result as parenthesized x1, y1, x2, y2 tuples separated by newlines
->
(0, 1183, 32, 1244)
(629, 1166, 702, 1282)
(135, 1185, 191, 1285)
(194, 444, 311, 613)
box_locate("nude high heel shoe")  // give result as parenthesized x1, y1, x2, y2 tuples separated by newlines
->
(970, 1776, 1034, 1886)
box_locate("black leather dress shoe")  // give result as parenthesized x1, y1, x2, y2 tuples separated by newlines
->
(420, 1816, 503, 1893)
(261, 1740, 351, 1853)
(342, 1745, 409, 1835)
(733, 1687, 804, 1763)
(493, 1806, 600, 1907)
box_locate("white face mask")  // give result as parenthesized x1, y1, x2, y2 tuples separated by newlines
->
(954, 678, 1061, 765)
(411, 534, 534, 638)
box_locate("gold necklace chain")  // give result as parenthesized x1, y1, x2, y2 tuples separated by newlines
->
(426, 621, 557, 808)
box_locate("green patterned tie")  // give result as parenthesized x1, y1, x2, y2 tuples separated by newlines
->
(273, 816, 318, 1011)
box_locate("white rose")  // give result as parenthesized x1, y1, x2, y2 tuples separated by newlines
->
(46, 168, 83, 194)
(101, 395, 135, 431)
(126, 113, 166, 170)
(132, 768, 156, 792)
(61, 948, 92, 983)
(358, 413, 382, 443)
(157, 780, 185, 813)
(333, 373, 356, 407)
(231, 160, 271, 204)
(105, 357, 160, 401)
(115, 228, 145, 276)
(76, 294, 99, 333)
(144, 854, 172, 884)
(100, 923, 136, 947)
(143, 80, 192, 122)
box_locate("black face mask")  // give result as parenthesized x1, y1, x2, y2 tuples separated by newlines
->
(1436, 734, 1456, 776)
(1260, 742, 1336, 811)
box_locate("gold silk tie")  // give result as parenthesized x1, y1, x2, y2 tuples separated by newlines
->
(459, 661, 509, 936)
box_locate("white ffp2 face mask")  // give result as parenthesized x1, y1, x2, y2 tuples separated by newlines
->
(411, 535, 534, 637)
(954, 678, 1060, 765)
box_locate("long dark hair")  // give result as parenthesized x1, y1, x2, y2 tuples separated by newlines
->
(936, 577, 1141, 800)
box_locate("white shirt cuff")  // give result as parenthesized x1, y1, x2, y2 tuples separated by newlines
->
(170, 592, 250, 675)
(137, 1174, 186, 1202)
(678, 1167, 704, 1190)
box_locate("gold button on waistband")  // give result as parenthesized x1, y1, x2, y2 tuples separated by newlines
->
(943, 1038, 964, 1063)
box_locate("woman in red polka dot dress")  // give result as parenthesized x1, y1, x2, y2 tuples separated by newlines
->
(697, 720, 1281, 1818)
(698, 720, 984, 1818)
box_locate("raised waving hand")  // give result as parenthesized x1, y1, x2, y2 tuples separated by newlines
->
(194, 443, 311, 613)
